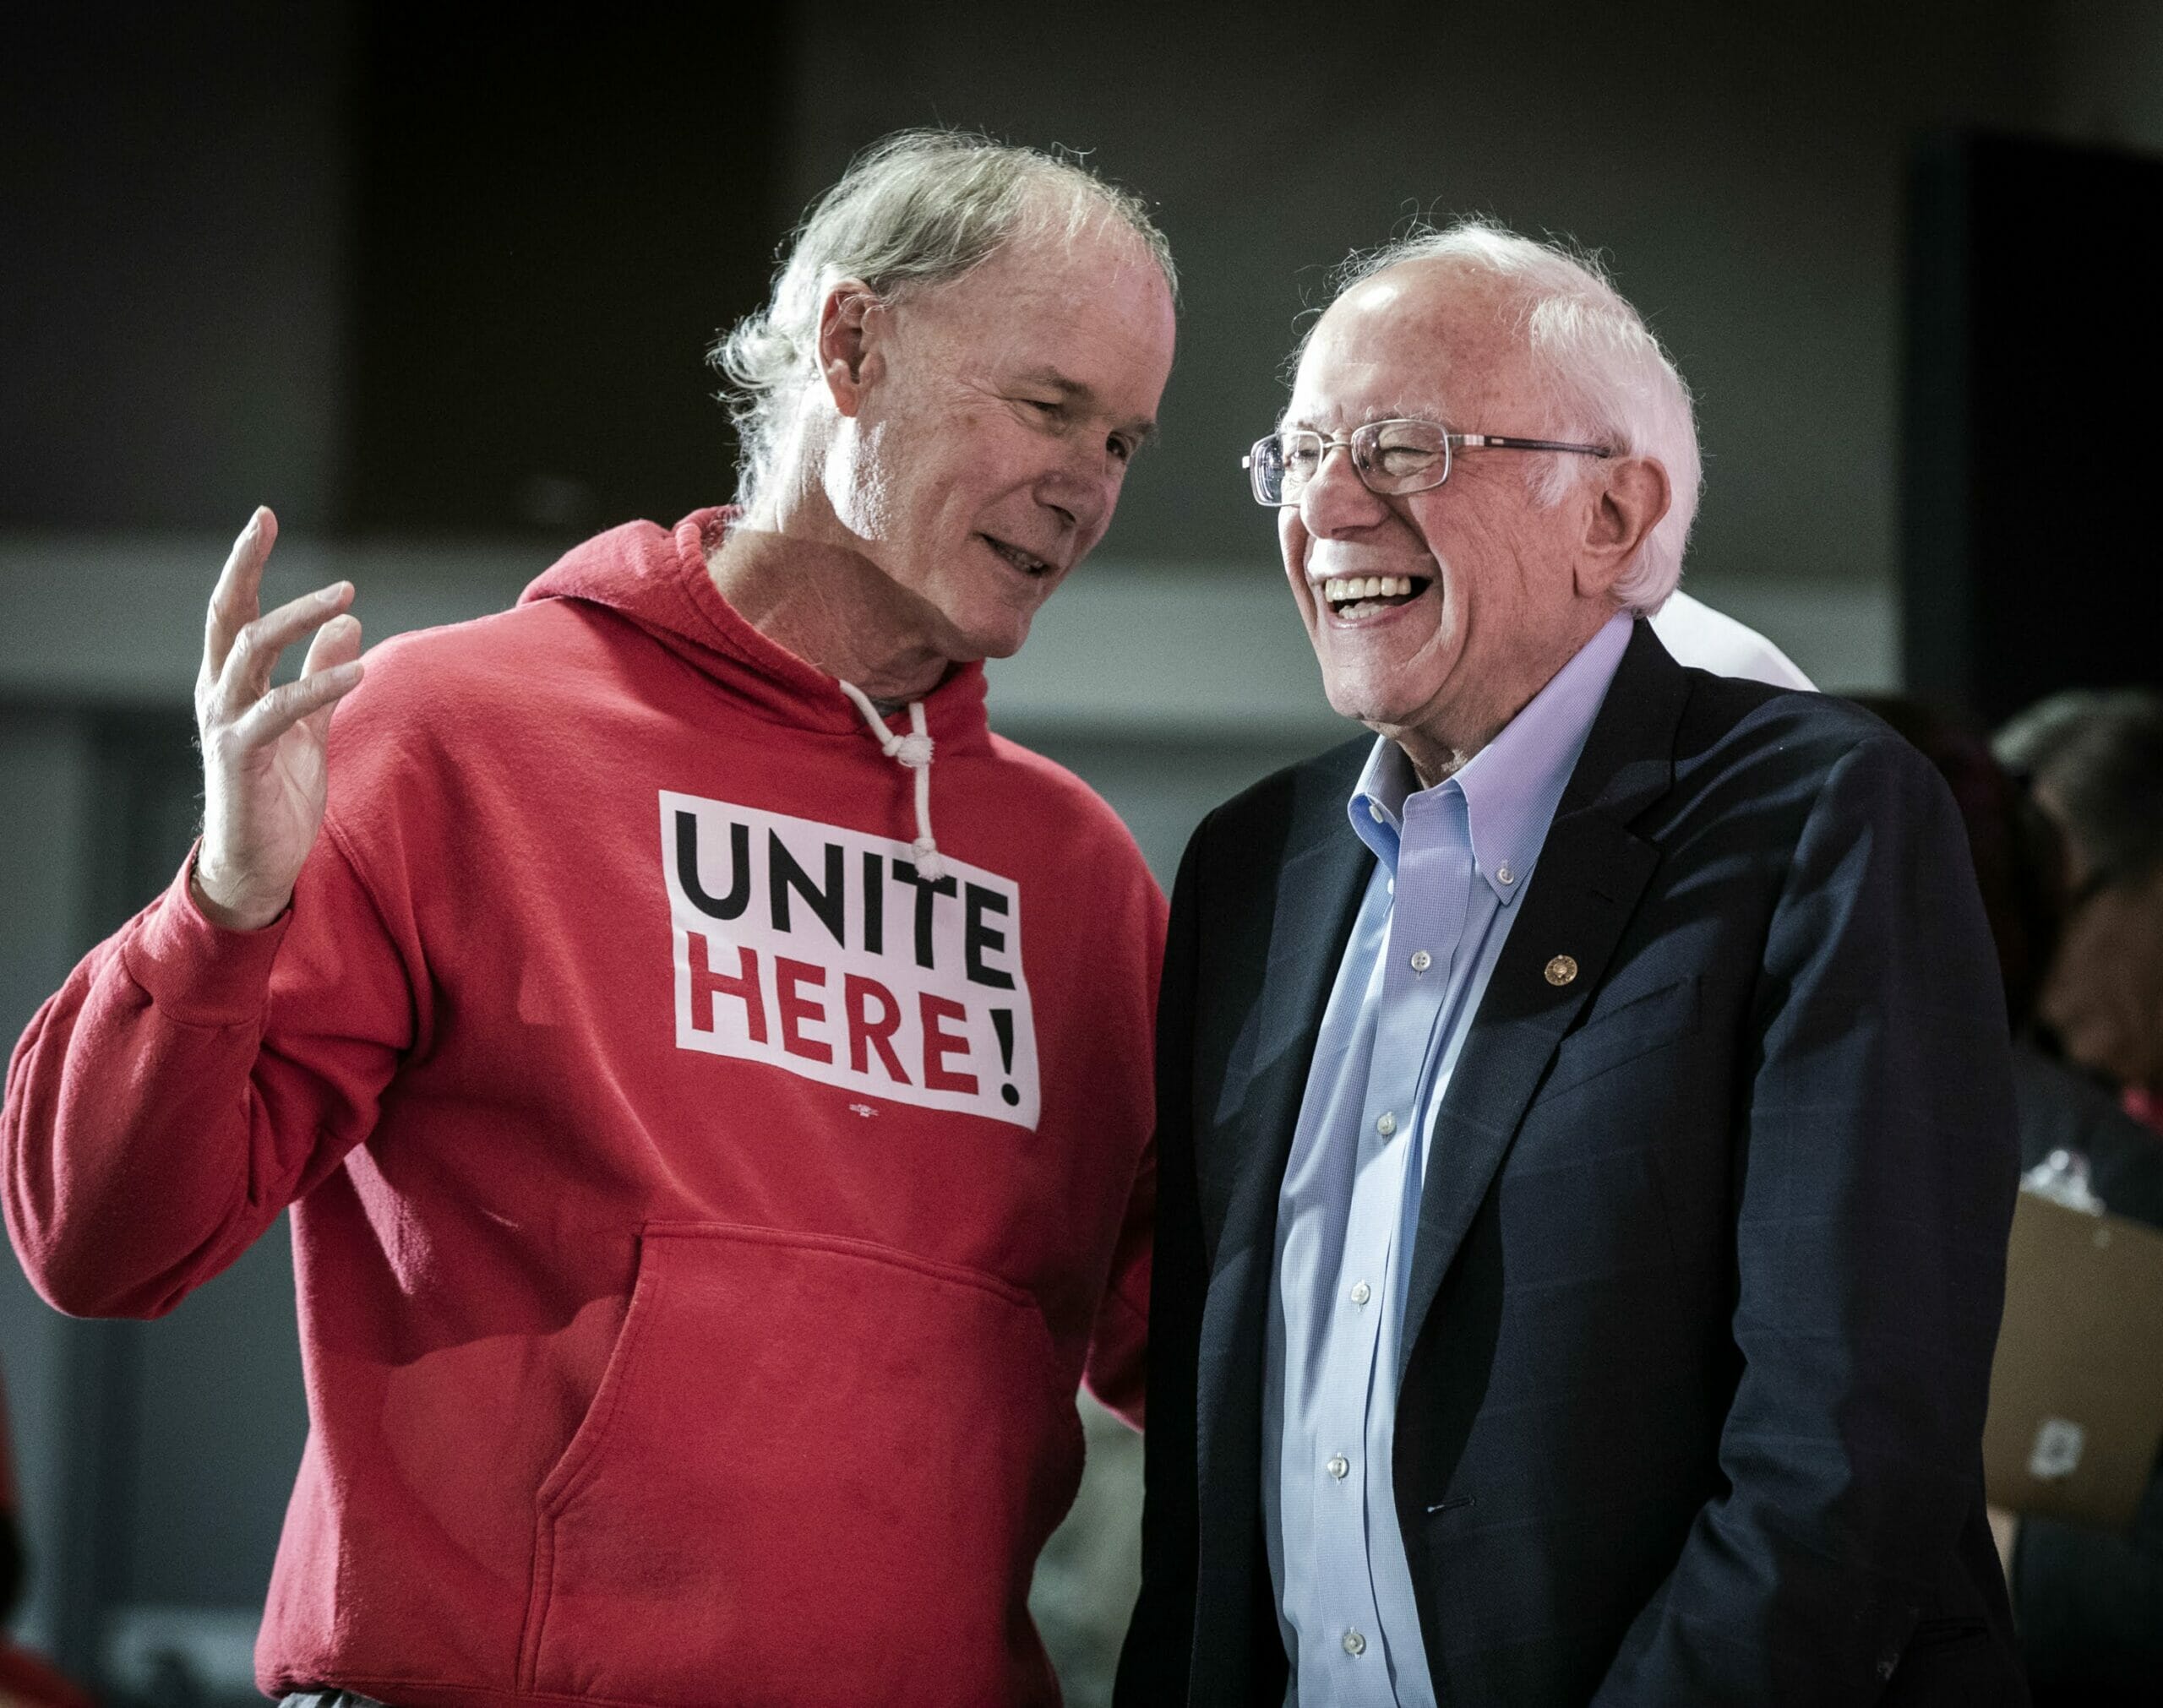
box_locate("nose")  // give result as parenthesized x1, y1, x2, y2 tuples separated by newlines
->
(1036, 442, 1121, 538)
(1297, 439, 1387, 537)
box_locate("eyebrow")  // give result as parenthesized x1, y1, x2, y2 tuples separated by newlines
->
(1020, 367, 1160, 443)
(1279, 400, 1438, 432)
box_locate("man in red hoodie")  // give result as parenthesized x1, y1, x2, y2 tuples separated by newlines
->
(3, 130, 1176, 1708)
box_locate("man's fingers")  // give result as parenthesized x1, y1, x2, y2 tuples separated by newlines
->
(225, 658, 364, 753)
(204, 508, 277, 685)
(294, 616, 364, 742)
(299, 610, 363, 677)
(215, 580, 356, 716)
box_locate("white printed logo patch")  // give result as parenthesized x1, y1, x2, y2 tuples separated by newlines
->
(660, 791, 1039, 1129)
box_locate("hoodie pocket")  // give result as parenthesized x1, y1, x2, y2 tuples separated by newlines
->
(516, 1222, 1079, 1707)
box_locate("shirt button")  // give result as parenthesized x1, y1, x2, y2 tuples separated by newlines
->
(1376, 1111, 1397, 1137)
(1327, 1454, 1349, 1480)
(1349, 1280, 1371, 1305)
(1409, 949, 1431, 972)
(1497, 862, 1516, 885)
(1343, 1629, 1367, 1656)
(1368, 801, 1386, 823)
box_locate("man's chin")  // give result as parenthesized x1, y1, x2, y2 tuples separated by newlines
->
(949, 612, 1035, 664)
(1321, 678, 1416, 732)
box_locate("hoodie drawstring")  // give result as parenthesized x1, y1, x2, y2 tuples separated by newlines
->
(836, 680, 946, 882)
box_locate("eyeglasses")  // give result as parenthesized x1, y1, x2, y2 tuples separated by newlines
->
(1244, 417, 1612, 507)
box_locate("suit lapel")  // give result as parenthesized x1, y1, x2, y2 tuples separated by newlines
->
(1398, 623, 1692, 1373)
(1198, 742, 1373, 1260)
(1220, 834, 1371, 1227)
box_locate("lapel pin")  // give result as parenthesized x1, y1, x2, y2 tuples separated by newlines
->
(1544, 955, 1578, 987)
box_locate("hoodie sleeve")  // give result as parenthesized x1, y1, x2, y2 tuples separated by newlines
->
(1083, 1134, 1154, 1429)
(3, 818, 416, 1320)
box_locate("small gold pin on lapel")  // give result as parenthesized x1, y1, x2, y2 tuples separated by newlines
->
(1544, 955, 1578, 987)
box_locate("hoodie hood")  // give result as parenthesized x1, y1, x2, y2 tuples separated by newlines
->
(519, 506, 992, 753)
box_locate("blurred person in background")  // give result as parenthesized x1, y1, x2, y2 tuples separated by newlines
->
(1121, 223, 2024, 1706)
(2, 130, 1174, 1708)
(1903, 687, 2163, 1704)
(1997, 688, 2163, 1136)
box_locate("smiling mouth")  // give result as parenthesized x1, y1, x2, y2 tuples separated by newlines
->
(983, 535, 1056, 578)
(1320, 574, 1432, 619)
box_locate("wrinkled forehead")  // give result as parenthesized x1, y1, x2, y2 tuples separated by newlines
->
(1283, 265, 1524, 431)
(918, 222, 1173, 351)
(923, 215, 1166, 320)
(892, 224, 1176, 431)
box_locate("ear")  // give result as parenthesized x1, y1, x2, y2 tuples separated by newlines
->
(815, 280, 885, 418)
(1574, 454, 1671, 600)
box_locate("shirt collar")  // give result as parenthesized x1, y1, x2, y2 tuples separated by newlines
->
(1346, 610, 1633, 900)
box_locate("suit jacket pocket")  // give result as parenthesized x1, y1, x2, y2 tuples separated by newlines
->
(1529, 973, 1699, 1108)
(518, 1222, 1079, 1707)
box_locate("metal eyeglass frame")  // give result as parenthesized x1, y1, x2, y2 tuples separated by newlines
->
(1244, 418, 1613, 507)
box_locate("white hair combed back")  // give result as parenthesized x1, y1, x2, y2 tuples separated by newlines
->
(1329, 221, 1701, 612)
(711, 129, 1177, 511)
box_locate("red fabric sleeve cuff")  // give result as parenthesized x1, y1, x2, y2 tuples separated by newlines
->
(118, 842, 292, 1028)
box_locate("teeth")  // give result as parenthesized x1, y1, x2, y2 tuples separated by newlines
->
(1319, 574, 1414, 605)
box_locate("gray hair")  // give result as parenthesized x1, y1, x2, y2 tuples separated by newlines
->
(1316, 220, 1700, 612)
(711, 129, 1177, 511)
(1995, 688, 2163, 882)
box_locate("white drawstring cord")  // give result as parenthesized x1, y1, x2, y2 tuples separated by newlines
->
(836, 679, 946, 881)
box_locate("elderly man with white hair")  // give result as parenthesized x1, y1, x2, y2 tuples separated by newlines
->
(4, 133, 1174, 1708)
(1120, 225, 2027, 1706)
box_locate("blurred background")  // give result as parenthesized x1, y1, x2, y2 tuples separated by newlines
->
(5, 1, 2163, 1702)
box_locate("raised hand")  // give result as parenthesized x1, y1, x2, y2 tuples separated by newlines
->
(191, 508, 365, 930)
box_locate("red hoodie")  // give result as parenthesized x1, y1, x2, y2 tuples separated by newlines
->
(3, 510, 1162, 1708)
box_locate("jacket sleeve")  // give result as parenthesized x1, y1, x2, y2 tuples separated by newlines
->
(1114, 818, 1210, 1705)
(1593, 736, 2022, 1704)
(3, 821, 416, 1320)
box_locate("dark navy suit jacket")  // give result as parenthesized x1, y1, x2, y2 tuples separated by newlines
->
(1118, 623, 2029, 1705)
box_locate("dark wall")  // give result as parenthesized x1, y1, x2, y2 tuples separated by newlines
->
(341, 3, 788, 535)
(0, 3, 357, 530)
(0, 2, 788, 539)
(1904, 132, 2163, 723)
(7, 0, 2073, 601)
(784, 0, 2055, 583)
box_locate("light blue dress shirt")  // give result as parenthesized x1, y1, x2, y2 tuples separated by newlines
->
(1262, 612, 1633, 1706)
